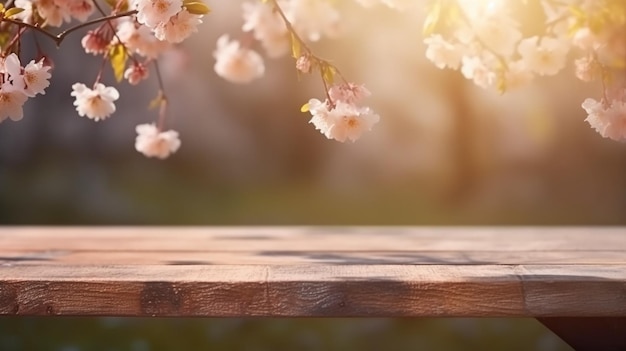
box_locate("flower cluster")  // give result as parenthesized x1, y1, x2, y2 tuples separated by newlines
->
(0, 0, 209, 159)
(423, 0, 571, 91)
(13, 0, 95, 27)
(213, 0, 343, 85)
(306, 83, 380, 143)
(422, 0, 626, 142)
(0, 54, 51, 123)
(133, 0, 204, 43)
(2, 0, 626, 164)
(582, 90, 626, 142)
(214, 0, 383, 141)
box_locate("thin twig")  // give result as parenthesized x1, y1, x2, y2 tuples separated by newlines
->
(2, 10, 137, 47)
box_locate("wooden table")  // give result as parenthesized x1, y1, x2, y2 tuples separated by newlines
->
(1, 227, 625, 350)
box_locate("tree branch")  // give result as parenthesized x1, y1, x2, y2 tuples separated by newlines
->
(2, 10, 137, 47)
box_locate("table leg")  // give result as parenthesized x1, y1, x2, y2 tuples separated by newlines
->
(537, 317, 626, 351)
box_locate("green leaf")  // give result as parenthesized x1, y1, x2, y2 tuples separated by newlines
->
(290, 32, 301, 59)
(422, 1, 441, 36)
(109, 44, 127, 83)
(321, 64, 336, 85)
(4, 7, 24, 18)
(183, 1, 210, 15)
(300, 102, 310, 113)
(104, 0, 128, 11)
(148, 93, 164, 110)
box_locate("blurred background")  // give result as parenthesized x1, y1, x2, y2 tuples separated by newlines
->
(1, 1, 624, 350)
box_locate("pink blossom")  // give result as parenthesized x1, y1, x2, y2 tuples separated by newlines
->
(582, 91, 626, 141)
(71, 82, 120, 121)
(135, 123, 181, 159)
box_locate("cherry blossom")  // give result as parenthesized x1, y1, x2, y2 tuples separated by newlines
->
(116, 20, 171, 59)
(213, 34, 265, 84)
(582, 91, 626, 142)
(329, 83, 371, 105)
(461, 55, 497, 89)
(242, 1, 289, 58)
(135, 123, 181, 159)
(21, 59, 52, 97)
(133, 0, 183, 28)
(0, 83, 28, 123)
(13, 0, 35, 24)
(296, 55, 312, 73)
(517, 36, 570, 76)
(282, 0, 341, 42)
(71, 83, 120, 121)
(153, 9, 203, 43)
(81, 30, 110, 55)
(306, 83, 379, 143)
(307, 99, 380, 143)
(424, 34, 463, 70)
(124, 63, 150, 85)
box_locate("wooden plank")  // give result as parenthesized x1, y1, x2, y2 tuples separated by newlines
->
(1, 264, 625, 317)
(1, 250, 625, 265)
(0, 227, 625, 318)
(0, 226, 624, 251)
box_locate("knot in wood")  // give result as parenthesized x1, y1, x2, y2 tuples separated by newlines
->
(140, 282, 183, 316)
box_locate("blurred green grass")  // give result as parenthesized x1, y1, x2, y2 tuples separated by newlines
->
(0, 317, 571, 351)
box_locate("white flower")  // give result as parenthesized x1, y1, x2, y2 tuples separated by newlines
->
(572, 27, 601, 51)
(1, 53, 25, 91)
(424, 34, 463, 70)
(67, 0, 95, 22)
(582, 93, 626, 142)
(81, 30, 110, 55)
(124, 63, 149, 85)
(308, 98, 334, 135)
(574, 56, 597, 82)
(307, 99, 380, 143)
(518, 36, 570, 76)
(133, 0, 182, 28)
(282, 0, 341, 42)
(153, 9, 202, 43)
(71, 82, 120, 121)
(13, 0, 34, 24)
(296, 55, 312, 73)
(213, 35, 264, 84)
(0, 82, 28, 123)
(36, 0, 70, 27)
(326, 102, 380, 143)
(242, 1, 289, 58)
(461, 55, 496, 89)
(473, 17, 521, 57)
(242, 1, 287, 38)
(116, 19, 170, 59)
(329, 83, 371, 105)
(22, 59, 52, 97)
(135, 123, 181, 159)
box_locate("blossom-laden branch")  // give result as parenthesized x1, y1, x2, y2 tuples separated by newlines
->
(212, 0, 380, 143)
(2, 0, 626, 161)
(422, 0, 626, 141)
(0, 0, 210, 159)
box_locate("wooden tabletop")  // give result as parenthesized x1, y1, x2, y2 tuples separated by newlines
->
(0, 227, 625, 317)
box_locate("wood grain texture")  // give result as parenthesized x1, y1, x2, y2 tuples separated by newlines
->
(0, 227, 625, 317)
